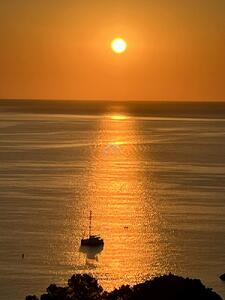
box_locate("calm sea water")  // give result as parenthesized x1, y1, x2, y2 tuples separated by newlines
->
(0, 101, 225, 299)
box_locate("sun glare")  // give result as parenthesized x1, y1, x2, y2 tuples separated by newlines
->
(111, 38, 127, 54)
(110, 114, 128, 120)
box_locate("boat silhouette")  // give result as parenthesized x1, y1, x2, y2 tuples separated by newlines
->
(81, 211, 104, 247)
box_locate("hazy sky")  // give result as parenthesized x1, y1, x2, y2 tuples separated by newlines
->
(0, 0, 225, 101)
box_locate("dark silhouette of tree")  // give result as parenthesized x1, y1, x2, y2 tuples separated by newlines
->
(25, 273, 222, 300)
(68, 274, 103, 300)
(105, 285, 132, 300)
(130, 274, 222, 300)
(219, 273, 225, 281)
(26, 296, 39, 300)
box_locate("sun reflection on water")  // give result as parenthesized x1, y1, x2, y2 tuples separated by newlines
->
(64, 110, 170, 290)
(70, 111, 164, 289)
(109, 114, 129, 121)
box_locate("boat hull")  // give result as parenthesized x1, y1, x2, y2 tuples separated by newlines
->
(81, 238, 104, 247)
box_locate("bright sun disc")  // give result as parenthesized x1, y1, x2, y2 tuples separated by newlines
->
(111, 38, 127, 54)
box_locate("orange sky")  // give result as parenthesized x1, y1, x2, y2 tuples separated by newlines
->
(0, 0, 225, 101)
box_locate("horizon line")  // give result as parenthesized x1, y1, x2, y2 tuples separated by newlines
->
(1, 98, 225, 103)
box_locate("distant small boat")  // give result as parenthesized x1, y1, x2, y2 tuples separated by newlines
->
(81, 211, 104, 247)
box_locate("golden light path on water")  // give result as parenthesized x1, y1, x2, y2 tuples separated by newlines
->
(0, 107, 225, 299)
(62, 109, 174, 290)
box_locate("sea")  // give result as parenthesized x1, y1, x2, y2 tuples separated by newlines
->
(0, 100, 225, 299)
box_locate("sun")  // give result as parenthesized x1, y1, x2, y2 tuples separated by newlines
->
(111, 38, 127, 54)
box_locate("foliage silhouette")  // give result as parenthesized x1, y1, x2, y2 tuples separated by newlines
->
(26, 273, 222, 300)
(220, 273, 225, 281)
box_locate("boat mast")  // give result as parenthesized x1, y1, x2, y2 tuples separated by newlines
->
(89, 210, 92, 237)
